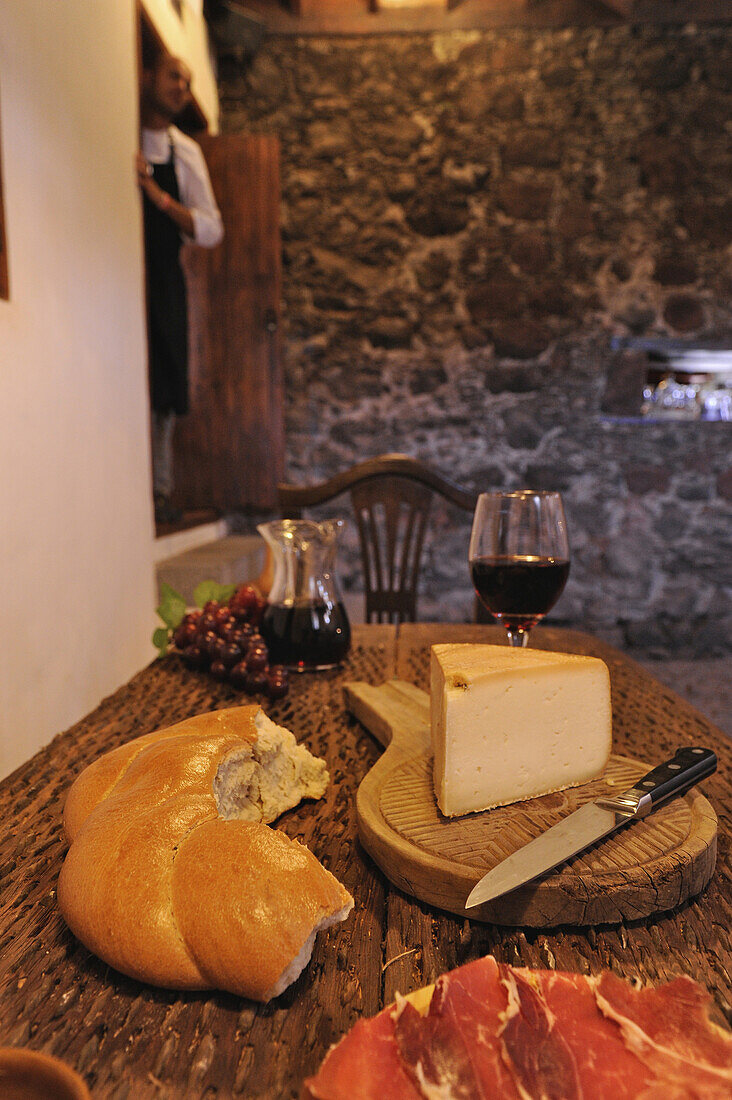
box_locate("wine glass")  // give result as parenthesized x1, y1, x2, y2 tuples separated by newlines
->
(469, 490, 570, 647)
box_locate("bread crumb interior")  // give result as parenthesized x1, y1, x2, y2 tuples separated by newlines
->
(213, 711, 329, 823)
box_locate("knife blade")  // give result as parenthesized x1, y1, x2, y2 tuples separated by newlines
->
(464, 745, 717, 910)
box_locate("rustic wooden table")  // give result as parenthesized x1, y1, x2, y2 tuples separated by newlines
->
(0, 624, 729, 1099)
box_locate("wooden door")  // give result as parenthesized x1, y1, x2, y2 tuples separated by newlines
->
(174, 133, 284, 511)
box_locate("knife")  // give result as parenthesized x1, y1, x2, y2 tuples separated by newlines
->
(464, 746, 717, 910)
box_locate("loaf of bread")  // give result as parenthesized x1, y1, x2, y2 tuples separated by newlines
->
(58, 705, 353, 1001)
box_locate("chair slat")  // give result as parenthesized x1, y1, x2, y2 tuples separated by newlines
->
(278, 453, 478, 623)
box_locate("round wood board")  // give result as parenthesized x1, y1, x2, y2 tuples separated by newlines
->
(345, 680, 718, 927)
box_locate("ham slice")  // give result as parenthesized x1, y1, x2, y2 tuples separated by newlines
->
(302, 1003, 422, 1100)
(594, 971, 732, 1099)
(302, 957, 732, 1100)
(499, 965, 655, 1099)
(394, 956, 521, 1098)
(499, 965, 583, 1099)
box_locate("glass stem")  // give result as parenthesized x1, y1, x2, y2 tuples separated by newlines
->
(506, 628, 530, 647)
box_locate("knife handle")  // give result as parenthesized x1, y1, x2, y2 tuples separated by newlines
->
(633, 746, 717, 817)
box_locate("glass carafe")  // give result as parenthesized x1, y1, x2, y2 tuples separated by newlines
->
(257, 519, 351, 671)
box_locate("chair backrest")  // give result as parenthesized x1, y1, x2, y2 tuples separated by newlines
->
(277, 454, 478, 624)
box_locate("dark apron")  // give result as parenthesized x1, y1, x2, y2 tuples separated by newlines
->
(143, 135, 189, 416)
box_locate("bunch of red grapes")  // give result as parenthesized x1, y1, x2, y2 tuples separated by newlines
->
(171, 584, 289, 700)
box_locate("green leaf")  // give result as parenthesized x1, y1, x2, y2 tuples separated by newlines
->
(193, 580, 237, 608)
(156, 581, 187, 630)
(152, 626, 170, 657)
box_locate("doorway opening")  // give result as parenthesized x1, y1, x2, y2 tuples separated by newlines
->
(135, 4, 285, 540)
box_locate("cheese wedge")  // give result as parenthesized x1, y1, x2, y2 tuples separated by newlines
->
(430, 644, 612, 817)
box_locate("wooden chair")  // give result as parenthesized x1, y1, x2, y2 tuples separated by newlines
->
(277, 453, 479, 624)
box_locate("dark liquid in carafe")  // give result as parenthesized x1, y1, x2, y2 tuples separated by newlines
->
(261, 601, 351, 669)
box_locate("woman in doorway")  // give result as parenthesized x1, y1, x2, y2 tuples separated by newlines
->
(137, 51, 223, 525)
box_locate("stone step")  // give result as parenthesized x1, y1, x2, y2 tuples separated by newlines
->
(156, 534, 266, 606)
(153, 516, 230, 565)
(156, 532, 366, 623)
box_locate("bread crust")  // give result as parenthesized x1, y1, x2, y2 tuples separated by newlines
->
(173, 819, 352, 1000)
(62, 708, 259, 841)
(58, 706, 353, 1000)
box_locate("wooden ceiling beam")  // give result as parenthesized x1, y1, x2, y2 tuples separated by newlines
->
(226, 0, 732, 35)
(371, 0, 451, 10)
(594, 0, 633, 15)
(525, 0, 630, 17)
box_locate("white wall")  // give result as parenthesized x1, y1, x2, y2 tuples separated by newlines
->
(0, 1, 219, 779)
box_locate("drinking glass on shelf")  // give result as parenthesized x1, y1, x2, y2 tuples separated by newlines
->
(469, 490, 570, 647)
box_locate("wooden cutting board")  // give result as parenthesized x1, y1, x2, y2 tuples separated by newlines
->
(345, 679, 718, 927)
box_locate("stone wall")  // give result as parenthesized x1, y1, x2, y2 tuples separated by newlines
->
(219, 22, 732, 654)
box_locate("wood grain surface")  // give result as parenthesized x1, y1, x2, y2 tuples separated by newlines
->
(345, 679, 718, 926)
(0, 623, 729, 1099)
(175, 133, 285, 512)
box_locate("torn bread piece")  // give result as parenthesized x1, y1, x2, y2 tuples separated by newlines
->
(214, 709, 329, 823)
(58, 705, 352, 1001)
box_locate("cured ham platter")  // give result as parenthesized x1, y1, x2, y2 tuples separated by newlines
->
(303, 954, 732, 1099)
(344, 679, 718, 926)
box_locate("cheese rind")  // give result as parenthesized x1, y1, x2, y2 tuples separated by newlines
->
(430, 644, 612, 817)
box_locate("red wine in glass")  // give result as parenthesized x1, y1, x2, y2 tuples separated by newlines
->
(470, 555, 570, 634)
(469, 492, 570, 646)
